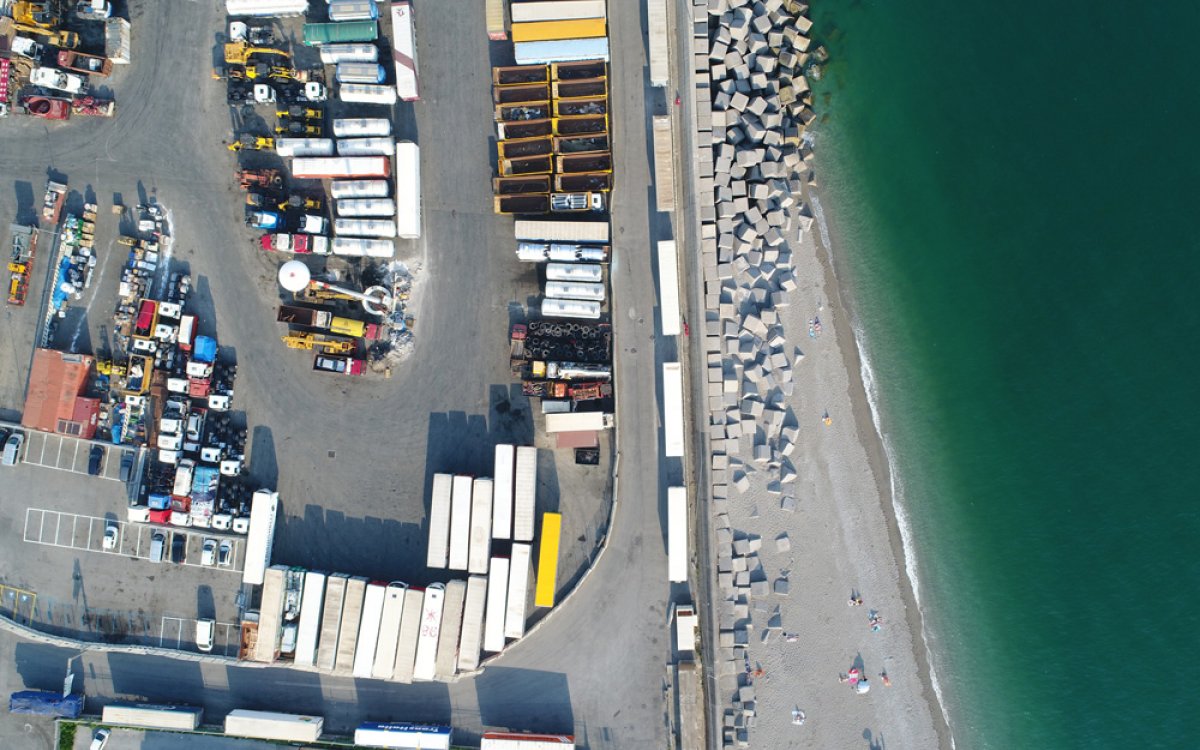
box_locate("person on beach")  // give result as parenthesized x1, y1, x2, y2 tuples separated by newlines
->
(881, 671, 892, 687)
(848, 592, 864, 606)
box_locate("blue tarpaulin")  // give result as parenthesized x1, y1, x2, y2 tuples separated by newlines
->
(193, 336, 217, 363)
(8, 691, 84, 718)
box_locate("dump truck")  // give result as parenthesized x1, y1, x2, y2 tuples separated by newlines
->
(550, 192, 605, 213)
(56, 50, 113, 76)
(7, 224, 38, 306)
(260, 233, 331, 255)
(278, 304, 381, 338)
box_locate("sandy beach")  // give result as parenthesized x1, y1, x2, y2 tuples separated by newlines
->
(706, 183, 951, 748)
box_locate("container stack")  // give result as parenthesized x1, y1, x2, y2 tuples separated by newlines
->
(509, 0, 609, 64)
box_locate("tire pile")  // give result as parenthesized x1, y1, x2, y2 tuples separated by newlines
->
(523, 320, 611, 364)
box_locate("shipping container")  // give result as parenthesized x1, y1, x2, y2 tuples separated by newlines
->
(276, 137, 335, 158)
(504, 542, 533, 639)
(662, 362, 684, 457)
(545, 263, 602, 282)
(331, 178, 391, 197)
(392, 587, 423, 683)
(395, 141, 422, 238)
(434, 579, 467, 679)
(332, 237, 395, 257)
(656, 240, 681, 336)
(224, 710, 323, 742)
(492, 444, 515, 540)
(469, 478, 494, 574)
(352, 582, 387, 678)
(243, 491, 279, 583)
(510, 0, 606, 23)
(320, 43, 380, 64)
(535, 513, 562, 607)
(514, 38, 610, 65)
(511, 19, 606, 43)
(668, 487, 688, 583)
(226, 0, 308, 16)
(372, 582, 408, 679)
(544, 411, 610, 433)
(391, 1, 419, 100)
(652, 116, 675, 211)
(328, 0, 379, 21)
(355, 723, 453, 750)
(101, 703, 203, 730)
(105, 18, 131, 64)
(336, 216, 396, 236)
(336, 198, 396, 217)
(294, 570, 327, 667)
(303, 21, 378, 46)
(448, 475, 473, 570)
(541, 298, 601, 319)
(515, 219, 608, 242)
(332, 118, 392, 137)
(336, 62, 387, 83)
(412, 584, 445, 681)
(513, 446, 537, 541)
(339, 83, 398, 104)
(334, 576, 368, 674)
(458, 575, 488, 671)
(427, 473, 453, 568)
(292, 156, 390, 179)
(647, 0, 669, 86)
(254, 566, 286, 663)
(481, 733, 576, 750)
(544, 280, 606, 301)
(483, 557, 510, 653)
(316, 574, 348, 671)
(485, 0, 506, 40)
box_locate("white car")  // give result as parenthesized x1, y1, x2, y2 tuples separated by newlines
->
(1, 432, 23, 466)
(30, 67, 87, 94)
(11, 37, 45, 60)
(90, 728, 110, 750)
(200, 538, 217, 566)
(103, 523, 119, 551)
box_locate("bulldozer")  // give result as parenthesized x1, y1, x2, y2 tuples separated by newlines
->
(275, 120, 322, 136)
(281, 333, 355, 354)
(279, 194, 322, 211)
(223, 41, 291, 65)
(227, 136, 275, 152)
(276, 106, 322, 120)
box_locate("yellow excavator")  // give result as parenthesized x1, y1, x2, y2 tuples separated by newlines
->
(281, 333, 355, 354)
(12, 22, 78, 48)
(13, 1, 59, 29)
(223, 41, 291, 65)
(227, 136, 275, 152)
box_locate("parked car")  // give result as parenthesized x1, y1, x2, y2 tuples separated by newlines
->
(88, 445, 105, 475)
(119, 450, 135, 482)
(171, 534, 186, 564)
(195, 618, 215, 652)
(201, 538, 217, 566)
(90, 728, 110, 750)
(103, 523, 119, 550)
(2, 432, 24, 466)
(149, 532, 166, 562)
(218, 540, 233, 566)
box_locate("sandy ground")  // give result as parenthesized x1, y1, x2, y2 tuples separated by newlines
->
(710, 201, 949, 748)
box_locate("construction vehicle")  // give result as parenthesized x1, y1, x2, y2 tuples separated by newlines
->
(275, 121, 322, 136)
(279, 195, 322, 211)
(12, 24, 79, 49)
(282, 333, 355, 354)
(245, 192, 283, 209)
(57, 50, 113, 77)
(13, 1, 60, 29)
(237, 168, 284, 191)
(246, 210, 283, 230)
(228, 136, 275, 152)
(223, 41, 291, 66)
(298, 286, 357, 303)
(313, 354, 366, 376)
(277, 106, 322, 120)
(7, 225, 38, 306)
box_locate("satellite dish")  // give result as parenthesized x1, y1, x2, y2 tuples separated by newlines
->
(278, 260, 311, 292)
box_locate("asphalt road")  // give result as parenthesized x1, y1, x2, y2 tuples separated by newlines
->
(0, 0, 681, 747)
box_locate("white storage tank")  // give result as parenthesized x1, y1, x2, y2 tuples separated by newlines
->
(328, 0, 378, 21)
(332, 117, 392, 137)
(330, 180, 391, 199)
(336, 62, 387, 84)
(334, 218, 396, 237)
(337, 137, 395, 156)
(276, 137, 335, 157)
(337, 198, 396, 217)
(544, 281, 606, 301)
(319, 43, 379, 65)
(339, 83, 397, 104)
(545, 262, 603, 282)
(541, 298, 601, 319)
(332, 237, 395, 258)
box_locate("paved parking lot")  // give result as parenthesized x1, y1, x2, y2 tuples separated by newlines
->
(160, 615, 241, 656)
(23, 509, 245, 572)
(17, 431, 133, 482)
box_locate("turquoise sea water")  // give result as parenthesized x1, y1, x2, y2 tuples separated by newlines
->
(813, 2, 1200, 747)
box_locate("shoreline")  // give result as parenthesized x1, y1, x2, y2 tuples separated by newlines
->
(806, 185, 956, 749)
